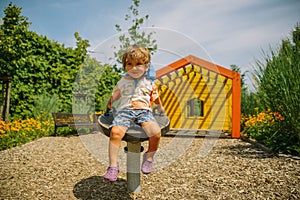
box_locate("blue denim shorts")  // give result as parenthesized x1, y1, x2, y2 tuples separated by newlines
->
(110, 108, 156, 128)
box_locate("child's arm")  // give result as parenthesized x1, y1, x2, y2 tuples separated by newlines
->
(151, 84, 165, 113)
(106, 88, 121, 111)
(153, 96, 165, 113)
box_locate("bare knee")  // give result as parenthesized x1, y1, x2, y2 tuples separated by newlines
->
(150, 131, 161, 140)
(110, 126, 126, 140)
(142, 121, 161, 138)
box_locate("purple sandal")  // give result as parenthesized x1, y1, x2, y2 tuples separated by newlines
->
(104, 166, 119, 182)
(141, 153, 153, 174)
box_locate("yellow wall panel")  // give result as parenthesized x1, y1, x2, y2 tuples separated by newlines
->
(157, 63, 233, 132)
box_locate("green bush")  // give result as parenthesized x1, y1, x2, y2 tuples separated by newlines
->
(73, 57, 121, 114)
(32, 93, 60, 121)
(241, 109, 297, 154)
(245, 22, 300, 156)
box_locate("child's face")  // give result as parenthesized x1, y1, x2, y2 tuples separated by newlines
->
(125, 58, 149, 79)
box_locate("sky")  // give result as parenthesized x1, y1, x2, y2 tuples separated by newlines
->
(1, 0, 300, 87)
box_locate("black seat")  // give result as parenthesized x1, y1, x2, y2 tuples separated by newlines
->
(98, 110, 170, 142)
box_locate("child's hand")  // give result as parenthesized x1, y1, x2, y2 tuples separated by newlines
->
(106, 105, 112, 112)
(157, 104, 165, 114)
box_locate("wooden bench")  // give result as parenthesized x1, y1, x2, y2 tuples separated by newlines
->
(52, 113, 99, 135)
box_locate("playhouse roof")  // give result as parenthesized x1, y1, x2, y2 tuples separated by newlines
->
(156, 55, 235, 79)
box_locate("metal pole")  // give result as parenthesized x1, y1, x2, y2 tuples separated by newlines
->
(126, 141, 141, 192)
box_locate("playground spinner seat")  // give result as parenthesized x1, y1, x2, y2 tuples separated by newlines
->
(98, 109, 170, 142)
(97, 109, 170, 192)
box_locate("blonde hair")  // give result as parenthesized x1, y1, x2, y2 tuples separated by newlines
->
(122, 45, 151, 68)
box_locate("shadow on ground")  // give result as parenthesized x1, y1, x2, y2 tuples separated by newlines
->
(73, 176, 132, 200)
(219, 142, 276, 159)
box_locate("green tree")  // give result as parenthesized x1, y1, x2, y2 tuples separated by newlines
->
(0, 3, 89, 119)
(114, 0, 157, 64)
(73, 56, 121, 113)
(95, 65, 121, 112)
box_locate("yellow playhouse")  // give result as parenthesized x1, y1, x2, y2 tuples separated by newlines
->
(156, 55, 241, 138)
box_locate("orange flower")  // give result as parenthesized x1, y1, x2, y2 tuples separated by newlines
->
(11, 127, 20, 132)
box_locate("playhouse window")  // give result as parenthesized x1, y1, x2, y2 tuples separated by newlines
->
(187, 98, 204, 117)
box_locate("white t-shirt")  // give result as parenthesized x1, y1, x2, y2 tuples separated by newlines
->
(112, 76, 159, 111)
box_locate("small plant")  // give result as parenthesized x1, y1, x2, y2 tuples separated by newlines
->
(32, 93, 60, 121)
(242, 108, 284, 137)
(241, 108, 299, 155)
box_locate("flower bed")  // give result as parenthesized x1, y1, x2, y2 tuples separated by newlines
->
(0, 118, 53, 150)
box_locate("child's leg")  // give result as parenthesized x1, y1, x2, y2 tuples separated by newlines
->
(142, 121, 161, 161)
(146, 131, 161, 162)
(109, 126, 127, 167)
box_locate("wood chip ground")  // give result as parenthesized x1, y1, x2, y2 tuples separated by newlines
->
(0, 131, 299, 200)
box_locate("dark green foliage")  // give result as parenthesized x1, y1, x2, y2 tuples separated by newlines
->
(32, 93, 60, 121)
(95, 65, 121, 112)
(249, 22, 300, 155)
(230, 64, 258, 116)
(73, 57, 121, 113)
(241, 91, 260, 116)
(0, 3, 89, 119)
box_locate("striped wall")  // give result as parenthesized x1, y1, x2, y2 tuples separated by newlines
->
(156, 64, 232, 131)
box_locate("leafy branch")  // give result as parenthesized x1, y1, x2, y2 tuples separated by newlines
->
(113, 0, 157, 64)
